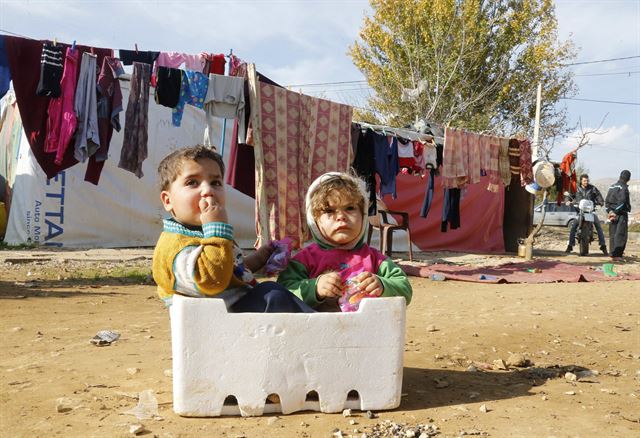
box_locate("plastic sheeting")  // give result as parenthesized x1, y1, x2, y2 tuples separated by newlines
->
(383, 173, 506, 253)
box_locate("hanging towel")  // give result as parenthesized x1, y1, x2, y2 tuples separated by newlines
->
(119, 62, 150, 178)
(36, 43, 64, 98)
(44, 47, 79, 166)
(73, 52, 100, 162)
(498, 137, 511, 187)
(519, 138, 533, 186)
(203, 73, 245, 145)
(155, 51, 206, 72)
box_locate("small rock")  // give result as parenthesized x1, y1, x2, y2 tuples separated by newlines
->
(433, 377, 450, 388)
(565, 372, 577, 381)
(564, 391, 576, 395)
(163, 369, 173, 377)
(342, 408, 352, 417)
(349, 419, 357, 425)
(300, 422, 308, 427)
(506, 353, 527, 367)
(541, 395, 548, 401)
(479, 404, 489, 413)
(267, 417, 279, 425)
(406, 430, 416, 438)
(126, 368, 139, 375)
(426, 324, 438, 332)
(129, 423, 147, 435)
(11, 327, 23, 332)
(55, 398, 75, 413)
(466, 365, 478, 372)
(366, 410, 377, 419)
(493, 359, 508, 370)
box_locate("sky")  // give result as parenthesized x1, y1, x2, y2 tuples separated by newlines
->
(1, 0, 638, 181)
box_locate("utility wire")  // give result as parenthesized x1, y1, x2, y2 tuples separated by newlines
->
(560, 97, 640, 106)
(574, 70, 640, 77)
(563, 55, 640, 66)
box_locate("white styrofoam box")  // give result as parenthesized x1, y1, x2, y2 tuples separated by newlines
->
(170, 295, 407, 417)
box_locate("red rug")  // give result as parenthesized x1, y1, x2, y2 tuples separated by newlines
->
(399, 259, 640, 283)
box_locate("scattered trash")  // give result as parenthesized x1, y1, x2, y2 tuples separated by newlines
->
(342, 408, 352, 417)
(127, 368, 140, 375)
(349, 419, 357, 425)
(602, 263, 617, 277)
(366, 410, 378, 419)
(479, 404, 489, 413)
(433, 377, 450, 388)
(564, 391, 576, 395)
(129, 423, 147, 435)
(526, 268, 542, 273)
(492, 359, 508, 370)
(55, 397, 78, 413)
(163, 369, 173, 378)
(123, 389, 160, 420)
(466, 365, 478, 372)
(426, 324, 438, 332)
(267, 416, 279, 425)
(564, 372, 577, 382)
(90, 330, 120, 347)
(430, 273, 446, 281)
(478, 274, 498, 281)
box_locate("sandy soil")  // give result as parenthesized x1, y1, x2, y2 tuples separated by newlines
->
(1, 227, 639, 437)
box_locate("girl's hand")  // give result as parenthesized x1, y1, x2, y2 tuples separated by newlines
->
(316, 272, 343, 300)
(355, 271, 383, 297)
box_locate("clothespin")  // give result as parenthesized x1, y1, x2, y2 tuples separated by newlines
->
(134, 43, 139, 54)
(227, 48, 233, 57)
(53, 37, 57, 47)
(71, 40, 76, 52)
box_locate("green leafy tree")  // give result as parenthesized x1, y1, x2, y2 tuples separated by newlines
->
(350, 0, 576, 138)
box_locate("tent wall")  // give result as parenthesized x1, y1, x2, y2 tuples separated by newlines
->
(502, 177, 534, 252)
(384, 174, 506, 253)
(3, 84, 257, 248)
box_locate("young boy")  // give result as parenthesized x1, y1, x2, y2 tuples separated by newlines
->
(278, 172, 412, 311)
(153, 145, 313, 313)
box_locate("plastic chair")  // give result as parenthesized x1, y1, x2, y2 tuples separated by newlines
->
(367, 207, 413, 262)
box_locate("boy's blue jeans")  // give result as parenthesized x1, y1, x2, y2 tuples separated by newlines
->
(230, 281, 315, 313)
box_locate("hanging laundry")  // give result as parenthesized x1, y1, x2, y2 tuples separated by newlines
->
(155, 66, 182, 108)
(442, 127, 468, 188)
(518, 138, 533, 186)
(350, 123, 360, 156)
(486, 136, 502, 193)
(118, 49, 159, 66)
(73, 52, 100, 162)
(155, 51, 206, 72)
(466, 132, 481, 185)
(225, 120, 255, 198)
(229, 54, 245, 77)
(352, 127, 378, 216)
(172, 70, 208, 127)
(498, 137, 511, 187)
(441, 188, 461, 232)
(36, 43, 64, 98)
(203, 73, 245, 145)
(5, 36, 113, 178)
(0, 36, 10, 100)
(557, 150, 577, 204)
(374, 134, 399, 198)
(413, 140, 425, 170)
(203, 53, 226, 75)
(119, 62, 150, 178)
(44, 47, 79, 165)
(397, 137, 418, 174)
(420, 167, 436, 219)
(251, 80, 353, 247)
(508, 138, 521, 175)
(84, 56, 124, 185)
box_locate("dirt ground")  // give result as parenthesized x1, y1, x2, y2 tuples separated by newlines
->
(1, 227, 639, 437)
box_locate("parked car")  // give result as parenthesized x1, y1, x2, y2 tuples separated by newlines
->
(533, 202, 578, 227)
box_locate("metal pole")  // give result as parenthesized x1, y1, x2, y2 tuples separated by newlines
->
(532, 82, 542, 160)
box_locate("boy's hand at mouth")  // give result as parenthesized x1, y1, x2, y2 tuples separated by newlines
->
(199, 196, 228, 224)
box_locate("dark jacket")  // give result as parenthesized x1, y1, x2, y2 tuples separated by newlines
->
(605, 180, 631, 215)
(575, 183, 604, 206)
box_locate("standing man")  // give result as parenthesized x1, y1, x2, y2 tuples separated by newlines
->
(605, 170, 632, 260)
(565, 174, 608, 255)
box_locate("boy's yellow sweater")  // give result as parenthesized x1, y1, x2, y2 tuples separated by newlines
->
(152, 219, 254, 307)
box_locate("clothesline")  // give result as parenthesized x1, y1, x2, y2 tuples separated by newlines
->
(353, 120, 441, 143)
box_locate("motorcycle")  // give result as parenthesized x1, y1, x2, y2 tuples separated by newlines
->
(575, 199, 595, 256)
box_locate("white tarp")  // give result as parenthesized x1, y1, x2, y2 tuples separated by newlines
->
(4, 84, 257, 248)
